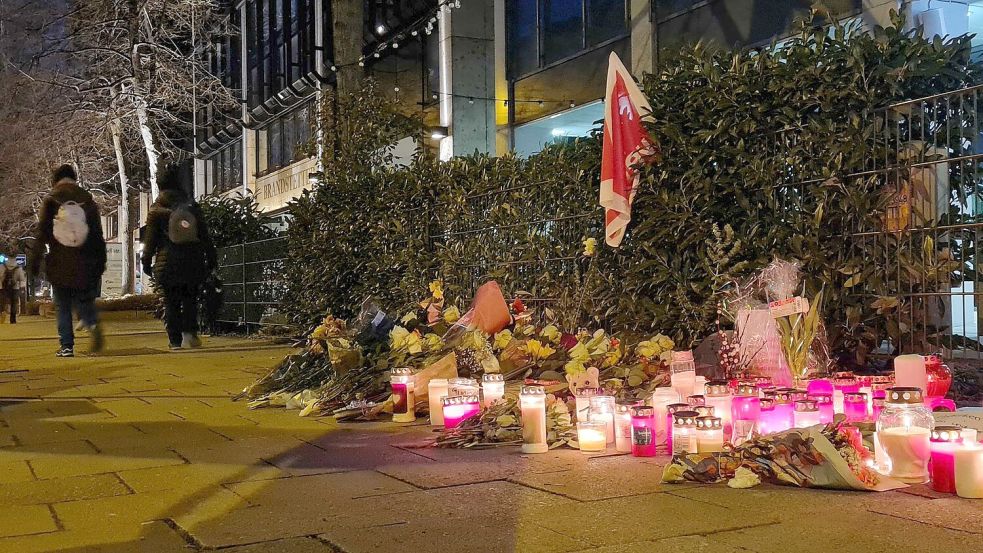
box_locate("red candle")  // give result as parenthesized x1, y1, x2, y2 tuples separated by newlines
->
(630, 406, 658, 457)
(806, 378, 834, 395)
(441, 395, 480, 429)
(808, 393, 834, 424)
(843, 392, 868, 422)
(930, 426, 963, 494)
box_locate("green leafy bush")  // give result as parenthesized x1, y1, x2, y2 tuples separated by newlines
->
(199, 194, 275, 249)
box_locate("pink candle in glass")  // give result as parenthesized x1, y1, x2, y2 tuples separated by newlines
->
(441, 395, 480, 429)
(757, 398, 781, 435)
(686, 395, 706, 407)
(704, 381, 733, 440)
(772, 390, 795, 432)
(930, 426, 962, 494)
(793, 399, 821, 428)
(806, 378, 834, 395)
(630, 406, 658, 457)
(665, 403, 690, 454)
(843, 392, 868, 422)
(731, 383, 761, 445)
(808, 393, 834, 424)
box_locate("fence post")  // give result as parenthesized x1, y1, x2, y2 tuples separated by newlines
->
(242, 242, 248, 334)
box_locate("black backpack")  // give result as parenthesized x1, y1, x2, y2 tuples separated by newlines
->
(167, 202, 200, 244)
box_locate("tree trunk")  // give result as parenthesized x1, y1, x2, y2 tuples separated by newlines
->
(109, 117, 133, 295)
(133, 91, 159, 200)
(332, 0, 364, 96)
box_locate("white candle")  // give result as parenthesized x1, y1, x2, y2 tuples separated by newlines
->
(894, 354, 927, 394)
(590, 395, 616, 444)
(954, 445, 983, 499)
(427, 378, 449, 426)
(481, 374, 505, 407)
(695, 416, 724, 453)
(615, 402, 636, 453)
(650, 388, 678, 445)
(832, 390, 845, 415)
(878, 426, 931, 483)
(670, 350, 696, 400)
(520, 386, 548, 454)
(574, 387, 599, 423)
(577, 422, 607, 453)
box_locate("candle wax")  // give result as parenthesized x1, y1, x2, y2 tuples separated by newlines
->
(879, 426, 931, 483)
(578, 428, 607, 453)
(954, 446, 983, 499)
(615, 412, 633, 453)
(697, 429, 724, 453)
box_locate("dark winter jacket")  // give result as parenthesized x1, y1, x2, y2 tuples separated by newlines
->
(141, 189, 216, 287)
(30, 179, 107, 290)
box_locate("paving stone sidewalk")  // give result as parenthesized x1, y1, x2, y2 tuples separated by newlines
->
(1, 313, 980, 553)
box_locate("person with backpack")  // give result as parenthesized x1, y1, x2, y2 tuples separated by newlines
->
(0, 256, 27, 324)
(141, 165, 216, 350)
(29, 164, 106, 356)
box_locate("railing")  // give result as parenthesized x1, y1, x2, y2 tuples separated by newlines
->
(214, 236, 289, 330)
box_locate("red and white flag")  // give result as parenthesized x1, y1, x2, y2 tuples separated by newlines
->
(599, 52, 658, 248)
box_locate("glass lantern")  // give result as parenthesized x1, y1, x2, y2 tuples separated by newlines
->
(793, 399, 821, 428)
(630, 405, 657, 457)
(876, 386, 934, 483)
(695, 416, 724, 453)
(671, 410, 699, 456)
(807, 392, 834, 424)
(391, 367, 416, 423)
(670, 350, 697, 400)
(929, 425, 963, 494)
(704, 380, 733, 439)
(731, 383, 761, 445)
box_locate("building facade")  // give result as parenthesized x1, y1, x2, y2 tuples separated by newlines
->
(194, 0, 980, 209)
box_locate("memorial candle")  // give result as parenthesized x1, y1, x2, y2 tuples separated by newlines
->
(650, 388, 679, 446)
(574, 387, 599, 423)
(686, 395, 706, 407)
(843, 392, 868, 423)
(694, 405, 715, 417)
(731, 383, 760, 445)
(520, 386, 548, 454)
(757, 398, 781, 435)
(481, 373, 505, 407)
(577, 420, 607, 453)
(772, 391, 795, 432)
(832, 375, 859, 414)
(671, 410, 699, 455)
(793, 399, 821, 428)
(961, 428, 979, 444)
(448, 377, 480, 398)
(590, 395, 617, 444)
(665, 403, 690, 453)
(806, 378, 834, 396)
(696, 416, 724, 453)
(808, 393, 834, 424)
(893, 354, 927, 394)
(670, 350, 697, 400)
(876, 387, 934, 483)
(441, 395, 480, 429)
(929, 425, 962, 494)
(391, 367, 416, 423)
(694, 376, 708, 396)
(705, 381, 733, 439)
(630, 406, 657, 457)
(954, 444, 983, 499)
(427, 378, 449, 426)
(615, 399, 641, 453)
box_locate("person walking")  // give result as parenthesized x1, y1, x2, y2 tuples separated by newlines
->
(0, 257, 27, 324)
(141, 165, 216, 350)
(29, 165, 106, 357)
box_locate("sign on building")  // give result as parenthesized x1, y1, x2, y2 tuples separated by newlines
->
(102, 242, 124, 298)
(254, 157, 318, 212)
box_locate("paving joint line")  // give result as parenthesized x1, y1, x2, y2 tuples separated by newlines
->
(45, 503, 66, 531)
(865, 508, 981, 535)
(159, 518, 205, 551)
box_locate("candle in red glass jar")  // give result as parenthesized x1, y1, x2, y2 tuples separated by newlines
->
(808, 393, 834, 424)
(843, 392, 868, 422)
(442, 395, 480, 429)
(930, 425, 963, 494)
(924, 355, 953, 399)
(630, 406, 658, 457)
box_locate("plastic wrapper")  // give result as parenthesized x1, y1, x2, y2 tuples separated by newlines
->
(737, 308, 792, 387)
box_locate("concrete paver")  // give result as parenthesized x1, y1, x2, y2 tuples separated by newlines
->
(2, 313, 982, 553)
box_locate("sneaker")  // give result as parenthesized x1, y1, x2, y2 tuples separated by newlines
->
(89, 324, 104, 354)
(168, 343, 182, 351)
(181, 332, 202, 349)
(56, 347, 74, 358)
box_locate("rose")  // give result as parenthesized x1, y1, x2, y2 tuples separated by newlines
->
(493, 329, 513, 351)
(443, 305, 461, 324)
(540, 324, 560, 343)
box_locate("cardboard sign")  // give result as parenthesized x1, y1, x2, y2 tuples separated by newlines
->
(769, 296, 810, 319)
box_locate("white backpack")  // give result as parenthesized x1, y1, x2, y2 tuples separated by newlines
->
(52, 201, 89, 247)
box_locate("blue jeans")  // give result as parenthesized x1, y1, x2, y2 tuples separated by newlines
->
(53, 285, 99, 348)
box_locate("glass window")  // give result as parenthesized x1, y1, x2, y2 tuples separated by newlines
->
(586, 0, 624, 46)
(282, 112, 295, 163)
(508, 0, 539, 77)
(543, 0, 584, 64)
(268, 120, 282, 169)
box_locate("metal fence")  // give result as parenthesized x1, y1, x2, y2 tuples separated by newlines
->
(214, 236, 289, 329)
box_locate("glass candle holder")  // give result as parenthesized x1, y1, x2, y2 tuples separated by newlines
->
(793, 399, 821, 428)
(808, 393, 834, 424)
(666, 403, 691, 453)
(731, 384, 761, 445)
(694, 405, 715, 417)
(577, 420, 607, 453)
(590, 395, 617, 444)
(391, 367, 416, 423)
(651, 388, 679, 446)
(574, 386, 600, 423)
(427, 378, 449, 426)
(772, 390, 795, 432)
(481, 374, 505, 407)
(630, 405, 657, 457)
(441, 395, 480, 429)
(696, 416, 724, 453)
(670, 350, 697, 400)
(876, 387, 934, 483)
(520, 386, 548, 454)
(788, 389, 809, 403)
(955, 444, 983, 499)
(615, 399, 642, 453)
(806, 378, 834, 396)
(686, 395, 706, 407)
(929, 425, 963, 494)
(753, 376, 773, 391)
(705, 381, 733, 440)
(448, 377, 479, 398)
(757, 397, 781, 435)
(893, 354, 927, 396)
(694, 375, 708, 396)
(671, 410, 699, 456)
(843, 392, 868, 423)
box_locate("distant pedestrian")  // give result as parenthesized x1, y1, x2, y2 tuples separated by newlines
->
(1, 257, 27, 323)
(141, 165, 216, 350)
(29, 164, 106, 357)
